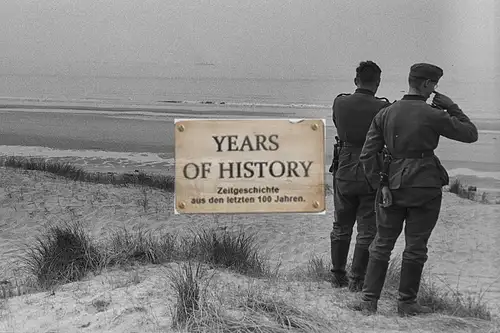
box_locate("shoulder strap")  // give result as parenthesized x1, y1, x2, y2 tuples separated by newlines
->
(376, 96, 390, 103)
(336, 93, 351, 98)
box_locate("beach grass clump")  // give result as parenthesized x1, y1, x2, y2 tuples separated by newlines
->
(169, 268, 331, 333)
(23, 221, 102, 288)
(305, 255, 333, 283)
(0, 155, 175, 192)
(185, 228, 269, 277)
(449, 178, 476, 201)
(243, 291, 331, 332)
(104, 227, 178, 266)
(168, 261, 205, 329)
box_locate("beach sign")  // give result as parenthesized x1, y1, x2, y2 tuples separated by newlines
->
(174, 119, 326, 214)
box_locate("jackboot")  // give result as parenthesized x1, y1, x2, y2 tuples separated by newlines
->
(348, 258, 389, 315)
(397, 261, 432, 316)
(330, 239, 350, 288)
(348, 246, 370, 292)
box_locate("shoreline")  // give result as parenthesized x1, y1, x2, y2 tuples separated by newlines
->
(0, 149, 499, 204)
(0, 100, 498, 198)
(1, 99, 500, 127)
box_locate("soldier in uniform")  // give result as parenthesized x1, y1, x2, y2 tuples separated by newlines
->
(349, 63, 478, 315)
(330, 61, 391, 291)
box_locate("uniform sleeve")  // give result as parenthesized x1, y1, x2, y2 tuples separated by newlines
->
(435, 104, 478, 143)
(360, 112, 386, 189)
(332, 99, 338, 127)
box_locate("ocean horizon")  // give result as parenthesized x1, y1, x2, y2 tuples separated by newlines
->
(1, 73, 499, 120)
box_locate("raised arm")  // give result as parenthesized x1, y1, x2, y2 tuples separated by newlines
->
(360, 112, 386, 190)
(432, 93, 478, 143)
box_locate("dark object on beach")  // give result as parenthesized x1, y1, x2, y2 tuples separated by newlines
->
(467, 186, 477, 192)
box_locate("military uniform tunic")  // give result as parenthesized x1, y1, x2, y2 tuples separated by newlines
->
(331, 88, 391, 251)
(359, 94, 478, 265)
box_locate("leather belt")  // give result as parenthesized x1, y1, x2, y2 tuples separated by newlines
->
(339, 142, 364, 148)
(391, 150, 434, 159)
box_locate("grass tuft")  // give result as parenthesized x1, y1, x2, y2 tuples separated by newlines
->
(168, 261, 206, 329)
(305, 255, 333, 283)
(22, 221, 102, 288)
(168, 276, 331, 333)
(187, 228, 269, 277)
(104, 227, 178, 266)
(244, 293, 329, 332)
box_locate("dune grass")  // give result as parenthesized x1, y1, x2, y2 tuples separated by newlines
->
(0, 157, 496, 331)
(104, 227, 179, 266)
(186, 228, 269, 277)
(19, 222, 271, 293)
(22, 220, 103, 289)
(0, 156, 175, 192)
(167, 261, 331, 332)
(168, 261, 206, 329)
(304, 255, 493, 321)
(14, 217, 494, 323)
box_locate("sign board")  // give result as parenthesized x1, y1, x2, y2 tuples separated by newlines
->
(174, 119, 325, 214)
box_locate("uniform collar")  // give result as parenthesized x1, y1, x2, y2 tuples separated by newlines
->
(402, 94, 427, 101)
(355, 88, 376, 96)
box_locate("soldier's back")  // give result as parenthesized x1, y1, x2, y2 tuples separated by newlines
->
(377, 98, 450, 189)
(381, 99, 442, 154)
(333, 89, 390, 146)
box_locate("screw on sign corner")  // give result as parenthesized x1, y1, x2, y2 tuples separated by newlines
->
(312, 201, 320, 209)
(177, 124, 185, 132)
(177, 201, 186, 210)
(311, 123, 319, 131)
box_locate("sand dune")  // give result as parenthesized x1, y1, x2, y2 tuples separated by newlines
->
(0, 167, 499, 332)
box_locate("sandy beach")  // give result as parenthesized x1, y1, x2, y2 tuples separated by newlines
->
(0, 165, 499, 332)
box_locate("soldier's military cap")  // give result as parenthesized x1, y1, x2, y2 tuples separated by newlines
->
(409, 63, 443, 81)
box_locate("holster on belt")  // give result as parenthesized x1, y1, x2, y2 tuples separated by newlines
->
(379, 147, 392, 188)
(329, 136, 341, 174)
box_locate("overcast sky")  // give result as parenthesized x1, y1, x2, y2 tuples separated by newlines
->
(0, 0, 497, 80)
